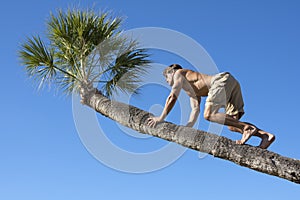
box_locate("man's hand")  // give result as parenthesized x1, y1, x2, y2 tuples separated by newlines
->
(186, 122, 194, 127)
(147, 116, 163, 128)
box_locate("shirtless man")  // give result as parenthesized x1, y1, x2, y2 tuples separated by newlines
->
(147, 64, 275, 149)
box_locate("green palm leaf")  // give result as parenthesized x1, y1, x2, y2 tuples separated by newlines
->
(19, 36, 56, 89)
(103, 48, 150, 97)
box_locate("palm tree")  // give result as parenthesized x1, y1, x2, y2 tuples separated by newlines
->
(19, 8, 150, 97)
(19, 8, 300, 184)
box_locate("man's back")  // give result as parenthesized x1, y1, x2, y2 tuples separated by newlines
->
(176, 69, 213, 98)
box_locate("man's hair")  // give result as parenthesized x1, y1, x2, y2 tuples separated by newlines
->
(163, 64, 183, 77)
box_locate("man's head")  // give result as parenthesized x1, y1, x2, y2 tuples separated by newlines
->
(163, 64, 183, 85)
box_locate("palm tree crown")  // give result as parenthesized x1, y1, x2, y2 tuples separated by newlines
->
(19, 8, 151, 97)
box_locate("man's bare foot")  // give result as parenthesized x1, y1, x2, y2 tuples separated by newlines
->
(236, 125, 258, 145)
(258, 134, 275, 149)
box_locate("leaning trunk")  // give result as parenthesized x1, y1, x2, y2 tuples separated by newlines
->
(82, 88, 300, 184)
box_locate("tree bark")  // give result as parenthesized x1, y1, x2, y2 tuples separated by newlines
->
(82, 88, 300, 184)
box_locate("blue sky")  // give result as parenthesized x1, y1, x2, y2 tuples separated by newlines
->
(1, 0, 300, 199)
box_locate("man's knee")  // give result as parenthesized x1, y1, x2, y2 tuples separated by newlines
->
(204, 109, 214, 121)
(204, 105, 216, 121)
(204, 112, 211, 121)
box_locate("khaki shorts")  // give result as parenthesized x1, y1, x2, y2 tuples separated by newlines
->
(205, 72, 245, 117)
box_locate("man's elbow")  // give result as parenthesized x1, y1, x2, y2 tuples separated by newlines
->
(168, 93, 178, 103)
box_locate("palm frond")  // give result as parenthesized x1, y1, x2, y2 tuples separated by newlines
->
(56, 70, 80, 95)
(47, 8, 122, 59)
(46, 8, 124, 88)
(19, 36, 56, 89)
(101, 47, 151, 97)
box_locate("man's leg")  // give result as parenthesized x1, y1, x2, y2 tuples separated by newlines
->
(251, 128, 275, 149)
(227, 114, 243, 133)
(204, 104, 257, 145)
(224, 113, 275, 149)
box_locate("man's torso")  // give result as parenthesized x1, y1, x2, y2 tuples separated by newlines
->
(176, 69, 213, 98)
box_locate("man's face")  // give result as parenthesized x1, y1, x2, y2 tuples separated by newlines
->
(165, 72, 174, 86)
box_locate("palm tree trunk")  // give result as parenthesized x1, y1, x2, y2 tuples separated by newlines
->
(82, 88, 300, 184)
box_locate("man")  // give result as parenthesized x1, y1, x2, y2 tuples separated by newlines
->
(147, 64, 275, 149)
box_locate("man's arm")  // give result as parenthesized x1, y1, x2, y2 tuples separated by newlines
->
(186, 97, 201, 127)
(147, 72, 183, 127)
